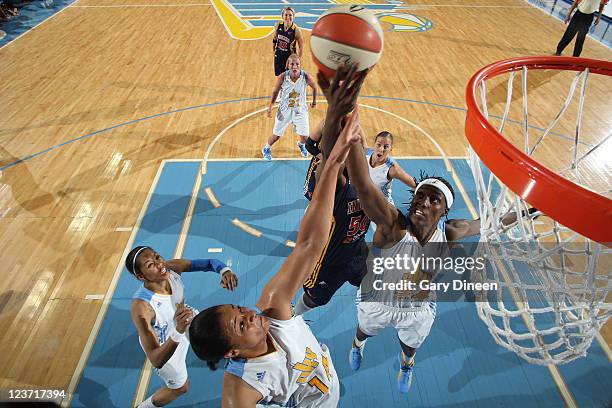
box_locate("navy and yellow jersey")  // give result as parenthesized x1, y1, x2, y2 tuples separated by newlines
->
(274, 22, 297, 54)
(303, 156, 319, 200)
(303, 178, 371, 288)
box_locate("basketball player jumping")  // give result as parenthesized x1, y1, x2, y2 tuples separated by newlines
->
(189, 64, 367, 408)
(263, 53, 317, 161)
(126, 246, 237, 408)
(335, 121, 529, 393)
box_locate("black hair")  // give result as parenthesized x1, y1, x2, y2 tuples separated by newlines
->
(404, 171, 455, 217)
(375, 131, 393, 144)
(125, 246, 149, 276)
(189, 305, 233, 371)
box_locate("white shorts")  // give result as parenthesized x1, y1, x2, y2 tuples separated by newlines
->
(357, 301, 436, 348)
(156, 339, 189, 389)
(273, 108, 309, 137)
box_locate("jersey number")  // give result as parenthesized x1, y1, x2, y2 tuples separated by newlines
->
(294, 347, 332, 395)
(347, 215, 369, 237)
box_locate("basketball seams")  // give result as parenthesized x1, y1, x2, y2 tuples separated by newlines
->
(312, 14, 383, 53)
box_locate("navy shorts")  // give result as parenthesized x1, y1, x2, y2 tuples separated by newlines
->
(303, 241, 369, 307)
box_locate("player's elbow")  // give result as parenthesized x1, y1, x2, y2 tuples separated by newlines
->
(296, 237, 325, 259)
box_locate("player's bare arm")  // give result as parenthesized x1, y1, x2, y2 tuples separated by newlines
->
(305, 72, 317, 108)
(165, 259, 238, 290)
(267, 73, 285, 118)
(256, 112, 361, 320)
(272, 22, 279, 51)
(130, 300, 193, 369)
(221, 372, 263, 408)
(388, 164, 417, 189)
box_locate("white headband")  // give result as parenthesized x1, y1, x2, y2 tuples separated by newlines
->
(132, 246, 149, 274)
(414, 178, 454, 209)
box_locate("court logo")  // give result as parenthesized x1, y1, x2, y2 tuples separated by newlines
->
(326, 50, 352, 65)
(211, 0, 433, 40)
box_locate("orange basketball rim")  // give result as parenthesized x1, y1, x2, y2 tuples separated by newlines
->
(465, 56, 612, 244)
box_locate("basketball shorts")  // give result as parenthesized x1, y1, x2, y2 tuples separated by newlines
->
(303, 242, 368, 307)
(357, 301, 436, 348)
(156, 338, 189, 389)
(273, 107, 309, 137)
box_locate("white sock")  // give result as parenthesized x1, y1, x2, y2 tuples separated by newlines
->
(353, 336, 366, 348)
(138, 396, 158, 408)
(264, 143, 271, 149)
(298, 141, 305, 146)
(293, 294, 312, 316)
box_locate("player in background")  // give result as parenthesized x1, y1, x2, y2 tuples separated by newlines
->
(127, 246, 237, 408)
(303, 127, 416, 203)
(263, 54, 317, 161)
(272, 7, 304, 76)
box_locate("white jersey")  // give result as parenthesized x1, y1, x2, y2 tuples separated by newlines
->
(226, 315, 339, 408)
(278, 70, 308, 114)
(358, 220, 449, 310)
(577, 0, 600, 14)
(366, 148, 395, 204)
(133, 270, 188, 347)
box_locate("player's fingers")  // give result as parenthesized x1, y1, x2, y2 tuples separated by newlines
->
(339, 64, 358, 95)
(317, 72, 330, 91)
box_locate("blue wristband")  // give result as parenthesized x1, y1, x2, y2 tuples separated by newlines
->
(189, 259, 228, 274)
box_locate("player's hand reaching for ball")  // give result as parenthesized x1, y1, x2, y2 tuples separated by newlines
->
(328, 108, 362, 165)
(220, 269, 238, 291)
(317, 63, 368, 120)
(174, 304, 195, 334)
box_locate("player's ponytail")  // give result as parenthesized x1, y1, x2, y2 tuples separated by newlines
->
(189, 305, 232, 371)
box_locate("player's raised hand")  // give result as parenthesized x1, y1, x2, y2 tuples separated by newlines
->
(329, 108, 361, 165)
(319, 63, 368, 122)
(174, 307, 195, 334)
(220, 269, 238, 291)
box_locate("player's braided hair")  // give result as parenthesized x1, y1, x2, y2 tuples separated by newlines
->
(189, 305, 232, 371)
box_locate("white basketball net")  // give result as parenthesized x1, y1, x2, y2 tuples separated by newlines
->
(468, 63, 611, 365)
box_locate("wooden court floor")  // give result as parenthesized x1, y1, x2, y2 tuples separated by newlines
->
(0, 0, 610, 405)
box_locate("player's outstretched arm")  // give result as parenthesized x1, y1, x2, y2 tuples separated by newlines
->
(256, 113, 361, 320)
(166, 258, 238, 291)
(345, 132, 398, 233)
(388, 163, 417, 189)
(315, 64, 366, 186)
(445, 208, 540, 241)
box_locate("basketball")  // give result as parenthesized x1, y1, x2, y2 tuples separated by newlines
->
(311, 5, 384, 78)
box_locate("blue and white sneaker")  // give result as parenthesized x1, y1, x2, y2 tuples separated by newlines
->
(298, 142, 308, 158)
(349, 344, 363, 371)
(397, 353, 414, 394)
(262, 146, 272, 161)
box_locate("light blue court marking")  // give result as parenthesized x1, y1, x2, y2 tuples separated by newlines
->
(74, 159, 611, 407)
(0, 0, 76, 48)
